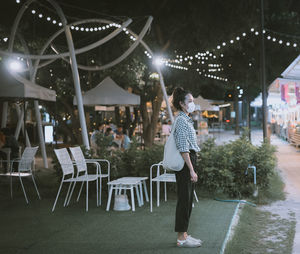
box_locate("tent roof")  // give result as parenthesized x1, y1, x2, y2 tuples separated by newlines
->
(161, 95, 219, 111)
(251, 77, 300, 107)
(194, 95, 219, 111)
(281, 55, 300, 79)
(73, 76, 140, 106)
(0, 68, 56, 101)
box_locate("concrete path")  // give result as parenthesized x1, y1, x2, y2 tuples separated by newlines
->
(272, 137, 300, 254)
(213, 130, 300, 254)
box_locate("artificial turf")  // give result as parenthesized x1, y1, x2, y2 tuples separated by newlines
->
(0, 173, 236, 254)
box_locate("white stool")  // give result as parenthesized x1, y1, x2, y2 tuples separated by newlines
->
(106, 178, 142, 212)
(117, 177, 149, 205)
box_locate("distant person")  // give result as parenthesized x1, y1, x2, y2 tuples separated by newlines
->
(162, 120, 172, 135)
(91, 123, 106, 149)
(0, 130, 6, 172)
(122, 129, 131, 149)
(1, 128, 19, 173)
(114, 125, 124, 148)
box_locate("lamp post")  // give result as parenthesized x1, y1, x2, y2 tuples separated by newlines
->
(153, 56, 174, 123)
(260, 0, 268, 141)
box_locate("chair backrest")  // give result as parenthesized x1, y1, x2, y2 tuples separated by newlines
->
(18, 146, 39, 171)
(54, 148, 74, 176)
(69, 146, 87, 173)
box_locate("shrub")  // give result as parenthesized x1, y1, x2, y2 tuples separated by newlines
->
(198, 134, 276, 198)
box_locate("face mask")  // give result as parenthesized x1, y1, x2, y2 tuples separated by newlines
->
(187, 102, 195, 113)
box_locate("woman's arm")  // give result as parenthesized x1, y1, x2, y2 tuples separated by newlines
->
(181, 152, 198, 182)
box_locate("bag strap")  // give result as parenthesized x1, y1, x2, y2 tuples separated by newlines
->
(170, 116, 182, 135)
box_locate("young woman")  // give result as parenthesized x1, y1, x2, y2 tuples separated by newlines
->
(172, 87, 202, 248)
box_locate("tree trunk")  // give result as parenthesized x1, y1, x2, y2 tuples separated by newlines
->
(114, 106, 120, 125)
(140, 82, 164, 147)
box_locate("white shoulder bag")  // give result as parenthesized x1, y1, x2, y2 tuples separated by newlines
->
(162, 116, 185, 171)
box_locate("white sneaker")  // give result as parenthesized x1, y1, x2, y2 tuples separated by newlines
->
(177, 237, 202, 248)
(187, 235, 202, 244)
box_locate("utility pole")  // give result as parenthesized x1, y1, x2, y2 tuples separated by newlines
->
(234, 83, 240, 135)
(260, 0, 268, 141)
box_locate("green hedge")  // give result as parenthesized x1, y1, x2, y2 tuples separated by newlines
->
(198, 134, 277, 197)
(52, 132, 276, 198)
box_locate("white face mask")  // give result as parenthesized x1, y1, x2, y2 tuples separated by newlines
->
(186, 102, 195, 113)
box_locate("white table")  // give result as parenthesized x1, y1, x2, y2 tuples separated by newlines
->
(106, 177, 149, 212)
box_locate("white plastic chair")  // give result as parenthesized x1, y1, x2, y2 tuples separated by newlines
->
(9, 146, 40, 204)
(69, 146, 110, 204)
(52, 148, 99, 212)
(150, 161, 199, 212)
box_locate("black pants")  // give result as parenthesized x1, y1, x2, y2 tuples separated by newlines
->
(175, 150, 196, 232)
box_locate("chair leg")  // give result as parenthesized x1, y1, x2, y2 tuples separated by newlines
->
(157, 181, 160, 207)
(96, 178, 99, 207)
(10, 163, 13, 199)
(67, 181, 77, 206)
(106, 185, 113, 211)
(86, 181, 88, 212)
(64, 182, 73, 207)
(52, 179, 64, 212)
(164, 182, 167, 202)
(135, 184, 142, 207)
(99, 177, 102, 206)
(19, 174, 29, 204)
(150, 180, 153, 212)
(31, 174, 41, 200)
(139, 183, 144, 205)
(76, 182, 84, 202)
(193, 190, 199, 202)
(130, 187, 135, 211)
(143, 180, 149, 202)
(10, 171, 13, 199)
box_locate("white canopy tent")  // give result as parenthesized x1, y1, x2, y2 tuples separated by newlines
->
(194, 95, 219, 111)
(0, 71, 56, 102)
(251, 78, 300, 107)
(0, 69, 56, 169)
(281, 55, 300, 79)
(73, 76, 140, 106)
(161, 94, 219, 111)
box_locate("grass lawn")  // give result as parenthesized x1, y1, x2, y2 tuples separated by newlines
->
(225, 169, 296, 254)
(0, 170, 237, 254)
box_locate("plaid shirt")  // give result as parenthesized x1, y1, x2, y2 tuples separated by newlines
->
(174, 111, 200, 153)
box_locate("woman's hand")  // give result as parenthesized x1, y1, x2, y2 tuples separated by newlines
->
(190, 169, 198, 183)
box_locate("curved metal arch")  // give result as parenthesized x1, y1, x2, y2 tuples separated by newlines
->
(2, 18, 132, 60)
(51, 16, 153, 71)
(7, 0, 90, 149)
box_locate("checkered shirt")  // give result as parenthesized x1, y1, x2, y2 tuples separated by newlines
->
(173, 111, 200, 153)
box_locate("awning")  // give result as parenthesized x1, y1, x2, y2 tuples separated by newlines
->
(0, 67, 56, 101)
(281, 55, 300, 79)
(73, 76, 140, 106)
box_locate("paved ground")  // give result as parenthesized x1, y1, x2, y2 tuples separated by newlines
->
(213, 129, 300, 254)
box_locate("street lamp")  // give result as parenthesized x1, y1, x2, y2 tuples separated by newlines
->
(152, 55, 174, 122)
(153, 56, 164, 67)
(7, 59, 24, 72)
